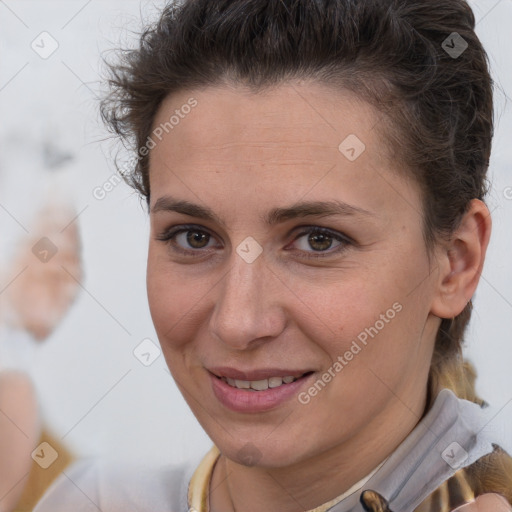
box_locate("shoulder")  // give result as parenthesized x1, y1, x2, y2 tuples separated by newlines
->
(32, 458, 100, 512)
(33, 457, 194, 512)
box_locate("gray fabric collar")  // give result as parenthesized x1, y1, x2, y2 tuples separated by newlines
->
(327, 388, 495, 512)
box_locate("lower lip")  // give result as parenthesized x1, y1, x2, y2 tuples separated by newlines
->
(209, 372, 314, 413)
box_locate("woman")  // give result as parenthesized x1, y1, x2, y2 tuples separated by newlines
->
(34, 0, 512, 510)
(0, 198, 80, 511)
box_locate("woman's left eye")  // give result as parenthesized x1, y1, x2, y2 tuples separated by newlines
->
(289, 227, 352, 258)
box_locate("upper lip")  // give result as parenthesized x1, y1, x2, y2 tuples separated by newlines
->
(207, 366, 313, 381)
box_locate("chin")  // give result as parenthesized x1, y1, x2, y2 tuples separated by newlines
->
(217, 436, 309, 469)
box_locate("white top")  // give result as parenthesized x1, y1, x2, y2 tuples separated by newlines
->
(33, 389, 502, 512)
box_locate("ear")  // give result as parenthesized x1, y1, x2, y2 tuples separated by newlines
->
(430, 199, 492, 319)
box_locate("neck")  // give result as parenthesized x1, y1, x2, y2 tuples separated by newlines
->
(209, 388, 428, 512)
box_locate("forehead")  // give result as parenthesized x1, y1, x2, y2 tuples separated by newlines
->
(147, 81, 418, 219)
(150, 81, 386, 161)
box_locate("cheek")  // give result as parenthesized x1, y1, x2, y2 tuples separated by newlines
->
(146, 251, 187, 344)
(308, 256, 430, 363)
(146, 247, 214, 354)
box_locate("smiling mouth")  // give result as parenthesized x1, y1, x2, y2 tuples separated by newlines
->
(215, 372, 314, 391)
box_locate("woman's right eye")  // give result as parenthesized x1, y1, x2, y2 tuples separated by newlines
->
(156, 225, 220, 256)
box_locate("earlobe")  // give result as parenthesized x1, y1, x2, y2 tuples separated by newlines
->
(430, 199, 492, 320)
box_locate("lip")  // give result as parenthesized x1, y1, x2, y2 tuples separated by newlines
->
(208, 369, 315, 413)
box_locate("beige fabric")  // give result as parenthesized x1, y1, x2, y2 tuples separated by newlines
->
(15, 428, 75, 512)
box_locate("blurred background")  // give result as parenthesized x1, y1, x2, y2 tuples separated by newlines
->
(0, 0, 511, 508)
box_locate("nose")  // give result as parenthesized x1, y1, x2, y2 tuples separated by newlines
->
(209, 249, 286, 351)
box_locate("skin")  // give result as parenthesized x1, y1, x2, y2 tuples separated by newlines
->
(0, 371, 40, 512)
(455, 494, 512, 511)
(3, 202, 82, 341)
(146, 81, 495, 512)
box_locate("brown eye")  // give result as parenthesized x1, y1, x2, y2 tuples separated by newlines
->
(185, 230, 211, 249)
(156, 225, 218, 255)
(306, 232, 335, 251)
(291, 227, 351, 257)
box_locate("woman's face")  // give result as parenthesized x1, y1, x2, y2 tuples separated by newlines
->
(146, 82, 443, 468)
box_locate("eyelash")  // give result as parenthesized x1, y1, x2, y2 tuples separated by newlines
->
(155, 224, 354, 259)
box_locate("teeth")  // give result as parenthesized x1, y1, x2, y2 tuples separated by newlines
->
(221, 375, 299, 390)
(268, 377, 283, 388)
(250, 379, 269, 391)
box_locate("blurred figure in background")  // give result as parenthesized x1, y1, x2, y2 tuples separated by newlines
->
(0, 197, 82, 511)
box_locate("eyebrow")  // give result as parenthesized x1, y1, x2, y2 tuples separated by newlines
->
(151, 196, 376, 228)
